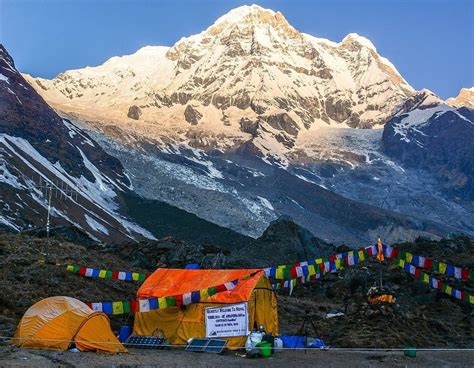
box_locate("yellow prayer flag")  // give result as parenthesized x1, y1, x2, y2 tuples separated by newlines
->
(308, 265, 316, 276)
(158, 297, 168, 309)
(423, 273, 430, 283)
(358, 250, 365, 262)
(470, 294, 474, 304)
(98, 270, 107, 278)
(399, 259, 405, 268)
(66, 265, 74, 272)
(439, 263, 447, 274)
(112, 302, 124, 315)
(132, 272, 139, 281)
(335, 259, 342, 269)
(200, 289, 210, 301)
(445, 285, 452, 295)
(276, 267, 283, 279)
(315, 258, 323, 264)
(405, 252, 413, 263)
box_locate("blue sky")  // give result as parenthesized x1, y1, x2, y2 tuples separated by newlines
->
(0, 0, 472, 99)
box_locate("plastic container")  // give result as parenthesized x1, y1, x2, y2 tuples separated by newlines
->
(278, 335, 305, 349)
(404, 347, 417, 358)
(245, 331, 264, 353)
(274, 337, 283, 353)
(118, 325, 132, 343)
(256, 341, 272, 358)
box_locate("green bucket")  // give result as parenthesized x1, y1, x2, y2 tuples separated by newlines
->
(404, 347, 417, 358)
(257, 342, 272, 358)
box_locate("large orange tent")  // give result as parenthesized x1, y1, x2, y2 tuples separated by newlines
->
(12, 296, 126, 353)
(134, 269, 278, 348)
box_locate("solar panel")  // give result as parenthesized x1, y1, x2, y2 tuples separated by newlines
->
(186, 338, 209, 352)
(205, 339, 227, 353)
(125, 336, 166, 349)
(186, 338, 227, 353)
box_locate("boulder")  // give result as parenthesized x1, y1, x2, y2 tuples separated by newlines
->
(184, 105, 203, 125)
(127, 105, 142, 120)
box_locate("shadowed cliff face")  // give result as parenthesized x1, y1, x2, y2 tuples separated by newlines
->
(382, 90, 474, 201)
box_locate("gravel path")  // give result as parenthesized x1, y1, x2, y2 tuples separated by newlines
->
(1, 346, 473, 367)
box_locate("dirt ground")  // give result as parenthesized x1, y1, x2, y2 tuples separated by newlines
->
(1, 345, 473, 367)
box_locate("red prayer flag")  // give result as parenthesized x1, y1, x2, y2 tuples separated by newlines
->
(131, 300, 139, 313)
(391, 247, 400, 259)
(175, 294, 183, 307)
(290, 268, 297, 278)
(425, 258, 433, 270)
(79, 266, 86, 276)
(216, 284, 227, 292)
(461, 269, 469, 281)
(415, 268, 421, 278)
(112, 271, 119, 280)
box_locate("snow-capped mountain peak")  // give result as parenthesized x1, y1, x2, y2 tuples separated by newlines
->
(341, 33, 377, 50)
(25, 5, 416, 166)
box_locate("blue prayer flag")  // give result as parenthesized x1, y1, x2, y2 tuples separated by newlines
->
(149, 298, 158, 310)
(102, 302, 113, 314)
(191, 291, 200, 303)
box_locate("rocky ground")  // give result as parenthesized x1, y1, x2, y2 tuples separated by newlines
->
(1, 346, 474, 367)
(0, 232, 473, 365)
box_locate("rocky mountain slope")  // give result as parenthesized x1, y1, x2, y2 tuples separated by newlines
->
(0, 45, 155, 242)
(1, 231, 472, 349)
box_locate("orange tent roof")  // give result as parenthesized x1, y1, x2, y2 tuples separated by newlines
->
(12, 296, 126, 353)
(137, 268, 264, 304)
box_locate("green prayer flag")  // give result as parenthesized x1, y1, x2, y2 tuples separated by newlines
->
(139, 273, 146, 282)
(208, 287, 218, 296)
(122, 301, 130, 314)
(105, 270, 113, 280)
(166, 296, 176, 307)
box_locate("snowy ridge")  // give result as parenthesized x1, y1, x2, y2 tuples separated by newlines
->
(447, 86, 474, 108)
(389, 89, 472, 144)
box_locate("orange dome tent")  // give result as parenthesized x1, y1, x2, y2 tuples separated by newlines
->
(12, 296, 126, 353)
(134, 269, 278, 348)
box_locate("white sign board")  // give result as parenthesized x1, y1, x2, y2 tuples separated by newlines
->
(205, 302, 248, 338)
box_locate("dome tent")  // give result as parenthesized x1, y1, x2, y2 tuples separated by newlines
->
(12, 296, 126, 353)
